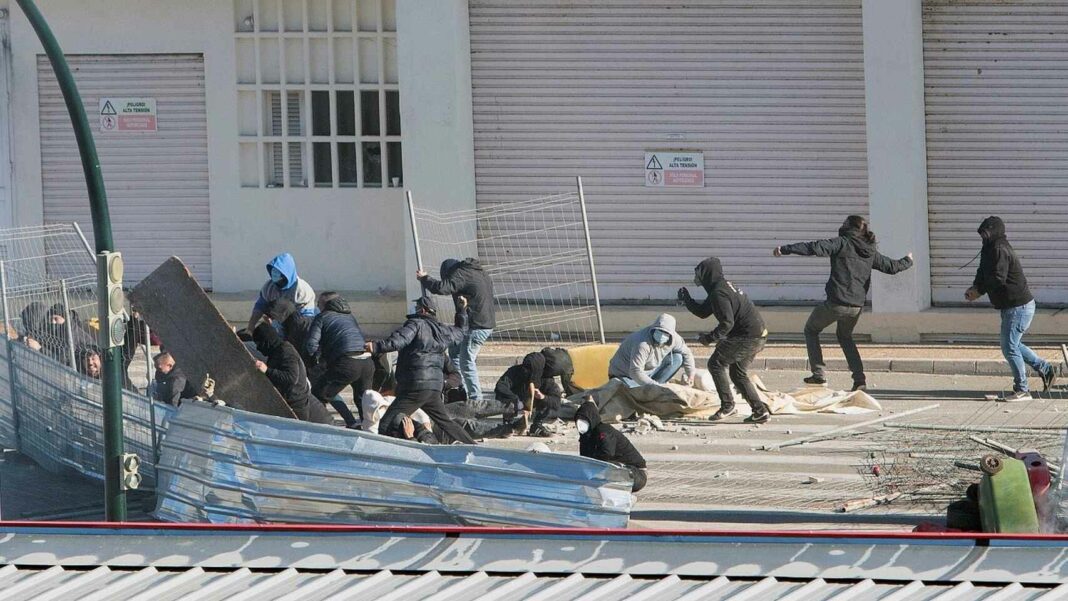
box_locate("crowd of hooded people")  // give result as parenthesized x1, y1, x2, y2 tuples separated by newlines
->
(11, 214, 1047, 496)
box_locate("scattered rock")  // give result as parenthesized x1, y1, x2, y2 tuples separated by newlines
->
(670, 445, 679, 451)
(803, 476, 825, 484)
(785, 429, 793, 435)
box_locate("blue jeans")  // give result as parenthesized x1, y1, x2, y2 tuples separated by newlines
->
(1000, 300, 1050, 392)
(621, 351, 684, 388)
(450, 328, 492, 401)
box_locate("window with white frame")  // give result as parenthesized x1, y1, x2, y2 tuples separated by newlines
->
(234, 0, 401, 189)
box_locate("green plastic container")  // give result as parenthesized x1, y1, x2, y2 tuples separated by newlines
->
(978, 455, 1040, 533)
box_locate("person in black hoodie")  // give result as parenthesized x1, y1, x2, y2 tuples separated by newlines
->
(678, 257, 771, 423)
(368, 295, 478, 444)
(417, 258, 496, 403)
(574, 401, 647, 493)
(775, 215, 913, 391)
(253, 323, 333, 424)
(267, 297, 317, 370)
(305, 292, 371, 427)
(493, 350, 565, 435)
(965, 216, 1055, 401)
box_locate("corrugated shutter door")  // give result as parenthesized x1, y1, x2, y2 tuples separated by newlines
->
(469, 1, 869, 302)
(37, 54, 212, 288)
(924, 1, 1068, 305)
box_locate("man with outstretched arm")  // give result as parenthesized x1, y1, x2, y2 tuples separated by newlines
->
(678, 257, 770, 423)
(368, 295, 478, 445)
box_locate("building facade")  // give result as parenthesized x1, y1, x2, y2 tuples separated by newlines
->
(1, 0, 1065, 309)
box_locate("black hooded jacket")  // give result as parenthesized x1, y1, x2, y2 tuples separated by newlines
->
(779, 227, 913, 307)
(420, 258, 496, 330)
(254, 323, 317, 420)
(306, 297, 367, 364)
(575, 401, 646, 469)
(683, 257, 766, 341)
(973, 216, 1033, 310)
(268, 298, 316, 368)
(374, 311, 468, 394)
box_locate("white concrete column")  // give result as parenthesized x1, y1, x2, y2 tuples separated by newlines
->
(863, 0, 932, 314)
(396, 0, 476, 301)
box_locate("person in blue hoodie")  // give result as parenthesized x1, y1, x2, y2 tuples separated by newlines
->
(246, 252, 317, 332)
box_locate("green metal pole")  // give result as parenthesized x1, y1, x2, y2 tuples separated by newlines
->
(15, 0, 126, 521)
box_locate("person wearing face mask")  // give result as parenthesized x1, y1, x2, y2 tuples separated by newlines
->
(965, 216, 1055, 402)
(247, 252, 317, 333)
(678, 257, 770, 423)
(574, 401, 647, 492)
(608, 313, 695, 388)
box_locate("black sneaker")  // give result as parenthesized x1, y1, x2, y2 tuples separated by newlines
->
(708, 407, 737, 421)
(803, 375, 827, 386)
(1001, 391, 1033, 403)
(1042, 367, 1057, 392)
(744, 411, 771, 424)
(851, 382, 867, 393)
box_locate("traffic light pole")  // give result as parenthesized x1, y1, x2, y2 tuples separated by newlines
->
(15, 0, 126, 521)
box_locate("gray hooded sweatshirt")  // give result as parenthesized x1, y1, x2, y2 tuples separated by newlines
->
(608, 313, 695, 386)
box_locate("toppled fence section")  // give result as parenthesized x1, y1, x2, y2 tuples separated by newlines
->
(155, 402, 635, 528)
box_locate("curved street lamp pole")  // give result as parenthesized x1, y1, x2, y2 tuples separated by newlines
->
(15, 0, 126, 521)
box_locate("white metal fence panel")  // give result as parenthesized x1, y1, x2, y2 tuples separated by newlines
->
(924, 1, 1068, 305)
(469, 0, 869, 302)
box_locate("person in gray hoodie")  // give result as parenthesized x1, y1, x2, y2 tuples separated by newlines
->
(608, 313, 695, 387)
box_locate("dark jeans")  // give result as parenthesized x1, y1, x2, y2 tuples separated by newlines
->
(708, 336, 767, 413)
(312, 355, 374, 424)
(804, 301, 864, 384)
(380, 388, 477, 445)
(493, 374, 562, 426)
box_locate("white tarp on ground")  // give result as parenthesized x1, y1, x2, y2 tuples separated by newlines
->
(587, 373, 881, 423)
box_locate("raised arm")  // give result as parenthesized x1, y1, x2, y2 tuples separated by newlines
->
(374, 319, 419, 354)
(872, 252, 914, 275)
(778, 237, 844, 258)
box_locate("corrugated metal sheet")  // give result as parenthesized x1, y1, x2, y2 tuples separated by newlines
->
(469, 0, 869, 302)
(154, 402, 634, 528)
(36, 54, 213, 288)
(1, 565, 1064, 601)
(924, 1, 1068, 305)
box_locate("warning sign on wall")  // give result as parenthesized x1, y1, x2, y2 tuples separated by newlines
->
(644, 151, 704, 187)
(99, 98, 157, 132)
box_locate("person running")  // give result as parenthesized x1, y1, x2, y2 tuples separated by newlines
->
(774, 215, 913, 391)
(368, 295, 477, 445)
(678, 257, 770, 423)
(608, 314, 695, 387)
(965, 216, 1055, 401)
(417, 258, 496, 402)
(574, 401, 647, 493)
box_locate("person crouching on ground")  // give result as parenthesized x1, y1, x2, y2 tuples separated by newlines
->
(608, 313, 695, 387)
(493, 350, 565, 436)
(367, 295, 478, 445)
(965, 216, 1055, 401)
(252, 323, 332, 424)
(678, 257, 770, 423)
(152, 351, 199, 406)
(774, 215, 913, 391)
(574, 401, 647, 493)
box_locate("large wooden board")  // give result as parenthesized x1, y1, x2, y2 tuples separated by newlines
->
(130, 257, 296, 418)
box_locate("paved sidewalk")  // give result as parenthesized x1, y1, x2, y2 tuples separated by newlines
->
(477, 342, 1068, 378)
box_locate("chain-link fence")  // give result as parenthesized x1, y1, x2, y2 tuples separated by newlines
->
(0, 223, 171, 488)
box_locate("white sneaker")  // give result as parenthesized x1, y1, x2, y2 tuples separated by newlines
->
(1000, 391, 1033, 403)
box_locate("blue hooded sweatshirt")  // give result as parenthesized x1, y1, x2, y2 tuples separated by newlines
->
(255, 253, 317, 316)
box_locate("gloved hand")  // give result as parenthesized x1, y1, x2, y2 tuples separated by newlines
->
(676, 287, 691, 302)
(201, 373, 216, 398)
(698, 332, 714, 346)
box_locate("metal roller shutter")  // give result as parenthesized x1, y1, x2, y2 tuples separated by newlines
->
(924, 1, 1068, 305)
(37, 54, 212, 288)
(469, 0, 869, 302)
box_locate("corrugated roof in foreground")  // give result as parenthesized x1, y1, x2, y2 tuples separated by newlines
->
(0, 523, 1067, 600)
(1, 565, 1066, 601)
